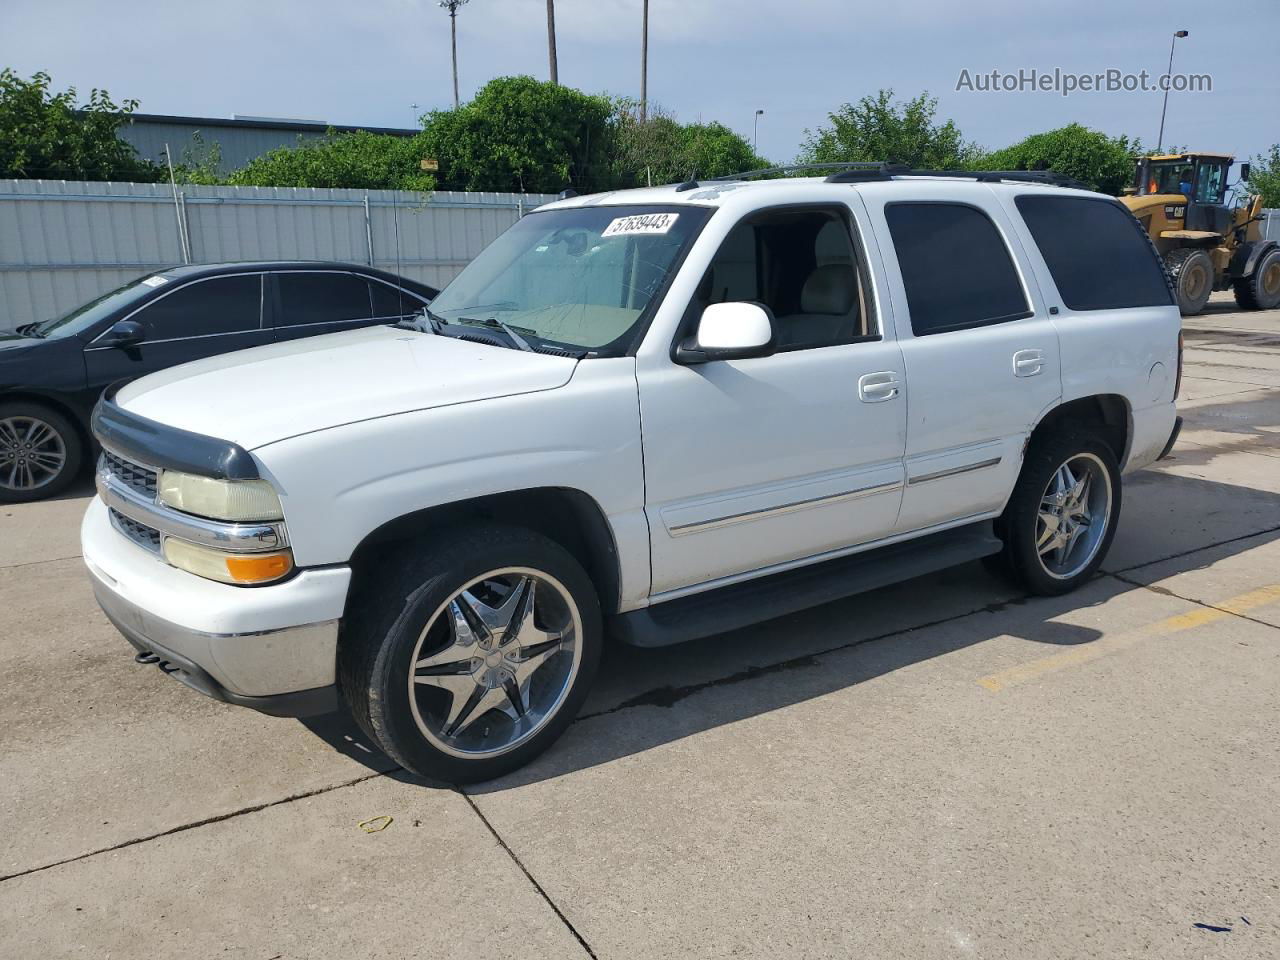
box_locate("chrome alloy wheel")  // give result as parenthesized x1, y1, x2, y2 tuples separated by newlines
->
(1035, 452, 1113, 580)
(407, 567, 582, 759)
(0, 416, 67, 492)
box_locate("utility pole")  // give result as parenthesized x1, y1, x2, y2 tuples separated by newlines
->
(546, 0, 558, 84)
(439, 0, 470, 109)
(640, 0, 649, 121)
(1156, 29, 1189, 153)
(753, 109, 764, 154)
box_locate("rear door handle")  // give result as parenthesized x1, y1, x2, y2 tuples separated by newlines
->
(858, 371, 901, 402)
(1013, 349, 1044, 378)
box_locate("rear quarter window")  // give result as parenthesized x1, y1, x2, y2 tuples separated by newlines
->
(1015, 195, 1174, 311)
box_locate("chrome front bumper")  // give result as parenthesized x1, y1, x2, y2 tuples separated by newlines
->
(93, 576, 340, 717)
(83, 497, 351, 717)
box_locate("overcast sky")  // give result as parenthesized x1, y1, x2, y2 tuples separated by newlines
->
(6, 0, 1278, 167)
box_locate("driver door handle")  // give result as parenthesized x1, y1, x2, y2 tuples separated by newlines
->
(858, 371, 901, 403)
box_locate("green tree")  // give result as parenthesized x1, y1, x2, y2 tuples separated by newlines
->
(973, 123, 1139, 195)
(608, 98, 767, 187)
(226, 130, 435, 191)
(419, 76, 614, 193)
(0, 68, 159, 181)
(798, 90, 972, 169)
(1245, 144, 1280, 207)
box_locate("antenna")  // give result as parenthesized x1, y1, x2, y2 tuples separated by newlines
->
(391, 188, 404, 317)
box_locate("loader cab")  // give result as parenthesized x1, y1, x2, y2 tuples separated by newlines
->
(1135, 153, 1234, 235)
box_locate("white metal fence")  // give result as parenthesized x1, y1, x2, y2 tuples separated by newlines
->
(1263, 209, 1280, 242)
(0, 180, 557, 331)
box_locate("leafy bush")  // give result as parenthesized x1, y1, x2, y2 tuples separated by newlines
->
(226, 130, 436, 191)
(0, 68, 160, 181)
(609, 98, 767, 187)
(972, 123, 1138, 195)
(1245, 144, 1280, 208)
(420, 76, 613, 193)
(798, 90, 973, 170)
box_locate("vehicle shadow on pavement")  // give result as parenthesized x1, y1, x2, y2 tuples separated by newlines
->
(294, 467, 1280, 790)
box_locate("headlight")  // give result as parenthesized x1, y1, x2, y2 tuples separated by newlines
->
(162, 538, 294, 585)
(157, 470, 283, 522)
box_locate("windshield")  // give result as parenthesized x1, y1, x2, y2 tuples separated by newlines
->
(427, 204, 710, 354)
(33, 274, 169, 339)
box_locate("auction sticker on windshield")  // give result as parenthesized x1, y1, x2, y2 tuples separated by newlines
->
(601, 213, 680, 237)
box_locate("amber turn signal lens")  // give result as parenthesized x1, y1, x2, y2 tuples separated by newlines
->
(224, 551, 294, 584)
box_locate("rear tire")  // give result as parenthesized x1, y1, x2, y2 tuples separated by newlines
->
(1165, 248, 1214, 316)
(0, 401, 84, 503)
(338, 524, 602, 784)
(1233, 246, 1280, 311)
(998, 432, 1122, 596)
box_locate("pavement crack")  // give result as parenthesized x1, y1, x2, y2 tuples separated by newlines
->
(1109, 523, 1280, 575)
(0, 553, 84, 571)
(1110, 571, 1280, 633)
(0, 770, 389, 885)
(460, 791, 598, 959)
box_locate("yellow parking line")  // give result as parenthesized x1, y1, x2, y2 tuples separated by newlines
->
(977, 582, 1280, 693)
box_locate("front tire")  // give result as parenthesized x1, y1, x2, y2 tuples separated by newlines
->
(998, 433, 1122, 596)
(0, 401, 84, 503)
(339, 524, 602, 784)
(1165, 248, 1214, 316)
(1233, 246, 1280, 311)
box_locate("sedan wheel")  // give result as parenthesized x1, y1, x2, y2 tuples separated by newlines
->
(0, 403, 83, 503)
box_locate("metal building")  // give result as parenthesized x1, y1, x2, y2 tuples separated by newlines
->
(117, 114, 420, 175)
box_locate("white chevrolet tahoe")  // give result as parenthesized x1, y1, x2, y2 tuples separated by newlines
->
(84, 166, 1183, 782)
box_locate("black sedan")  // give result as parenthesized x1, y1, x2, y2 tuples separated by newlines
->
(0, 261, 437, 502)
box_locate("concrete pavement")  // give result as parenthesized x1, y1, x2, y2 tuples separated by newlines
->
(2, 295, 1278, 959)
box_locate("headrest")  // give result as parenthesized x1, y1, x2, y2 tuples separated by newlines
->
(801, 264, 857, 315)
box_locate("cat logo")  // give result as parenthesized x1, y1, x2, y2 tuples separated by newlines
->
(1164, 204, 1186, 219)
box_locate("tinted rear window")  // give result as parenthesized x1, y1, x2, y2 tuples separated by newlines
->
(277, 272, 373, 327)
(1015, 195, 1173, 311)
(885, 202, 1031, 336)
(369, 280, 425, 319)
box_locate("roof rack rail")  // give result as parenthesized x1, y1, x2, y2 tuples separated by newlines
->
(709, 162, 898, 182)
(705, 162, 1090, 191)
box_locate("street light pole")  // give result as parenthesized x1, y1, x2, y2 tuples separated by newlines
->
(546, 0, 558, 85)
(439, 0, 470, 109)
(1156, 29, 1189, 153)
(753, 109, 764, 154)
(640, 0, 649, 122)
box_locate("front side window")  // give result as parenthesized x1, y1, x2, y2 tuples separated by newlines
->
(1016, 195, 1173, 311)
(133, 274, 262, 339)
(427, 204, 710, 354)
(692, 207, 871, 351)
(276, 272, 373, 327)
(885, 202, 1030, 336)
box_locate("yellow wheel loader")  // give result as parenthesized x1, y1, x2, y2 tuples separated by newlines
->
(1121, 153, 1280, 315)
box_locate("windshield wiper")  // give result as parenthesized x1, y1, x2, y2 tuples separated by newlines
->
(457, 316, 535, 353)
(398, 307, 445, 334)
(14, 322, 44, 338)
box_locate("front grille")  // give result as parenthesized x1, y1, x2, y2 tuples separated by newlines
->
(109, 507, 162, 553)
(102, 450, 158, 499)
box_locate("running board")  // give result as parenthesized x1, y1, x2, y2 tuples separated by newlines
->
(611, 521, 1002, 648)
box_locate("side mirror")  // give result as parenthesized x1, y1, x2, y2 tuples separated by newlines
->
(675, 302, 777, 364)
(97, 320, 145, 349)
(1239, 162, 1251, 182)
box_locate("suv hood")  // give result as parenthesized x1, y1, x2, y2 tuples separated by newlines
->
(116, 325, 578, 450)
